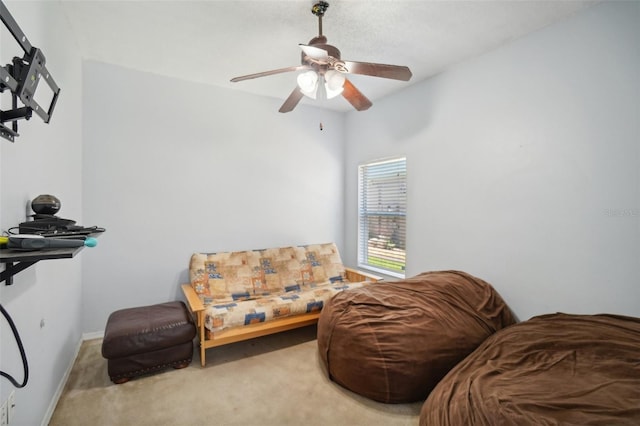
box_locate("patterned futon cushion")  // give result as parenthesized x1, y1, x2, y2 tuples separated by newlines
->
(189, 243, 347, 304)
(204, 281, 369, 333)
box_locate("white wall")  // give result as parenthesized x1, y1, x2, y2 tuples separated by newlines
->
(81, 61, 346, 333)
(0, 1, 84, 425)
(1, 2, 638, 424)
(344, 1, 640, 321)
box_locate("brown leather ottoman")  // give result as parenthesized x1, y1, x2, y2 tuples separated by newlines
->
(102, 301, 196, 384)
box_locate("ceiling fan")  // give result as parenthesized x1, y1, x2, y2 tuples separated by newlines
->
(230, 1, 412, 113)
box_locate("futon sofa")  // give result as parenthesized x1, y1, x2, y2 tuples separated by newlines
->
(181, 242, 380, 366)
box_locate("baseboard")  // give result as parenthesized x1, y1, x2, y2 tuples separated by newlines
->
(82, 330, 105, 341)
(40, 331, 105, 426)
(40, 336, 83, 426)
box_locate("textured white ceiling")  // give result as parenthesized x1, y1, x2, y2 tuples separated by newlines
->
(58, 0, 599, 111)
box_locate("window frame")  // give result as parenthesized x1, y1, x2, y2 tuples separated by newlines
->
(357, 156, 407, 279)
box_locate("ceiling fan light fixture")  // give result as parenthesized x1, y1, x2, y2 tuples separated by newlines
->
(324, 70, 345, 99)
(230, 1, 411, 112)
(297, 70, 319, 99)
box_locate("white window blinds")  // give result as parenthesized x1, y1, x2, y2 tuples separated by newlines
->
(358, 157, 407, 277)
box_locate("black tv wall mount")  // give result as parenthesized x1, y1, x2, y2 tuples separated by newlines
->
(0, 0, 60, 142)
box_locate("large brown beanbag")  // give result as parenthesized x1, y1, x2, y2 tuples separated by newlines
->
(317, 270, 516, 403)
(420, 313, 640, 425)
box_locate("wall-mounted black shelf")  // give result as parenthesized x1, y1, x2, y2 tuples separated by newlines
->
(0, 235, 100, 285)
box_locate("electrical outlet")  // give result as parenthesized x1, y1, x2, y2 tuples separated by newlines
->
(1, 399, 7, 426)
(7, 392, 14, 424)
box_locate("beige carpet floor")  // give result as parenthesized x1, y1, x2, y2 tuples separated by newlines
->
(49, 325, 422, 425)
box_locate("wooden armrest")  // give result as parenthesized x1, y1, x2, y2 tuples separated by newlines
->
(181, 283, 205, 312)
(344, 267, 383, 283)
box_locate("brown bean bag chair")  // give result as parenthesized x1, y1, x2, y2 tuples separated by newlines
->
(317, 270, 516, 403)
(420, 313, 640, 425)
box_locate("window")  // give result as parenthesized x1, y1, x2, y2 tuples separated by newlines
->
(358, 157, 407, 278)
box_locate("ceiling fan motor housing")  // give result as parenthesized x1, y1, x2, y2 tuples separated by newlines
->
(301, 36, 341, 70)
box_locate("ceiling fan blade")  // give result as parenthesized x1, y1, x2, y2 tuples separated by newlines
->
(231, 65, 311, 83)
(342, 79, 372, 111)
(341, 61, 412, 81)
(299, 44, 329, 61)
(279, 87, 305, 113)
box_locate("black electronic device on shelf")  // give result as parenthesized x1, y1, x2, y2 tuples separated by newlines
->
(18, 214, 82, 235)
(0, 195, 104, 285)
(16, 194, 104, 236)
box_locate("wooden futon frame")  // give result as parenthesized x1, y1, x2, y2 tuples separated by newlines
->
(182, 267, 380, 366)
